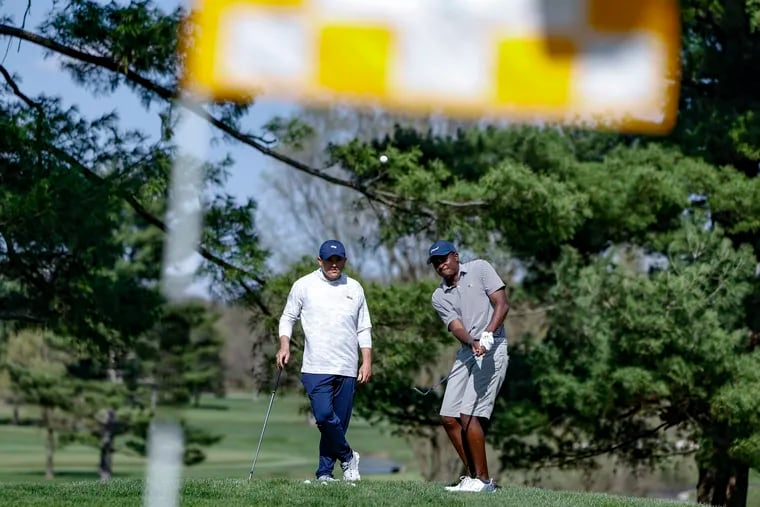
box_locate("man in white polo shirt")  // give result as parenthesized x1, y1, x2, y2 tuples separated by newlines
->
(275, 240, 372, 482)
(427, 240, 509, 493)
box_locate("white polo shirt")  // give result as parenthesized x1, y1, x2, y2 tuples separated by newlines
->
(278, 269, 372, 377)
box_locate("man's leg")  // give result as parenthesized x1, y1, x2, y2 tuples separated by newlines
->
(441, 416, 474, 476)
(460, 414, 488, 480)
(458, 340, 509, 483)
(440, 352, 476, 478)
(332, 375, 361, 480)
(317, 376, 357, 474)
(317, 437, 336, 478)
(332, 375, 356, 448)
(302, 373, 351, 478)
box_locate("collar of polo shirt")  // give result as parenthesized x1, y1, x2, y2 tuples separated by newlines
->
(318, 268, 344, 283)
(441, 263, 468, 291)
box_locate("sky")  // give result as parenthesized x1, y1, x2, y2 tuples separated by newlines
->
(3, 0, 312, 294)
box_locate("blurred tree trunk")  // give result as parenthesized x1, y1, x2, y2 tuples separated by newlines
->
(697, 449, 749, 507)
(150, 383, 158, 415)
(12, 399, 19, 425)
(43, 408, 54, 480)
(99, 408, 116, 481)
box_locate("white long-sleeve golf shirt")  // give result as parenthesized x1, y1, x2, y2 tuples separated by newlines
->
(278, 269, 372, 377)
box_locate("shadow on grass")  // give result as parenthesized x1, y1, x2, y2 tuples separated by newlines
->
(17, 470, 132, 480)
(191, 403, 230, 411)
(0, 418, 41, 426)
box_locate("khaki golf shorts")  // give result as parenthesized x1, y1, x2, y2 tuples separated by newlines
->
(439, 340, 508, 419)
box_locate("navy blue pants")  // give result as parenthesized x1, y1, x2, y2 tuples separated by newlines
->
(301, 373, 356, 478)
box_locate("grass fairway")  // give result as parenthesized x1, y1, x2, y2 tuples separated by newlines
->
(0, 393, 419, 482)
(1, 393, 756, 506)
(0, 478, 702, 507)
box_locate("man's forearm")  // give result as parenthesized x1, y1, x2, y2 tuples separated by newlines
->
(486, 289, 510, 333)
(448, 320, 475, 345)
(486, 304, 509, 333)
(360, 347, 372, 365)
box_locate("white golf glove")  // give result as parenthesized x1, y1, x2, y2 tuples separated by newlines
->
(479, 331, 494, 351)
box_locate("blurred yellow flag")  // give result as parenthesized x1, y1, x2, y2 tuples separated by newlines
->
(184, 0, 680, 133)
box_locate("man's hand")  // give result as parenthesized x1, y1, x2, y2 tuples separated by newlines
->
(357, 362, 372, 384)
(275, 343, 290, 369)
(480, 331, 494, 351)
(470, 337, 486, 357)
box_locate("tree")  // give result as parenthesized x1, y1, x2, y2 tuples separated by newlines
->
(56, 377, 132, 482)
(491, 221, 759, 507)
(0, 2, 264, 475)
(124, 301, 225, 407)
(183, 306, 226, 407)
(0, 0, 269, 346)
(3, 330, 79, 479)
(0, 94, 164, 349)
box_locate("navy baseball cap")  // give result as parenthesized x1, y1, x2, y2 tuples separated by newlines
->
(319, 240, 346, 259)
(427, 240, 457, 263)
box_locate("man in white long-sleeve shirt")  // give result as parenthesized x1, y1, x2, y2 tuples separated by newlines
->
(276, 239, 372, 482)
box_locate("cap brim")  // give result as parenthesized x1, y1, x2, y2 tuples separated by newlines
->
(427, 250, 454, 263)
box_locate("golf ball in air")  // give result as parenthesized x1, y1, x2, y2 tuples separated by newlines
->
(379, 155, 388, 163)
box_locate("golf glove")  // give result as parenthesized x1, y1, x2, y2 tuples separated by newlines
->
(479, 331, 494, 351)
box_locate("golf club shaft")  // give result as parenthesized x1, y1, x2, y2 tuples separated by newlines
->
(419, 353, 478, 394)
(248, 368, 283, 480)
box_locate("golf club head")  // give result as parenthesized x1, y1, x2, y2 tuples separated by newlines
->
(412, 386, 432, 395)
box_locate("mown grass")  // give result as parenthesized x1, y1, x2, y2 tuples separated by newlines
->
(1, 393, 757, 507)
(0, 393, 419, 483)
(0, 478, 702, 507)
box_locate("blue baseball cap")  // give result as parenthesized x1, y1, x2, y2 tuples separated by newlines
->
(319, 240, 346, 260)
(427, 240, 457, 263)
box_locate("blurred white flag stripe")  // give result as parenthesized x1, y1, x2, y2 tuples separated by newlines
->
(194, 0, 677, 131)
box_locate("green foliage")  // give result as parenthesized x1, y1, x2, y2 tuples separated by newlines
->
(676, 0, 760, 177)
(354, 279, 452, 432)
(1, 1, 267, 348)
(0, 100, 163, 348)
(125, 302, 226, 405)
(494, 222, 759, 472)
(3, 330, 76, 413)
(42, 0, 182, 97)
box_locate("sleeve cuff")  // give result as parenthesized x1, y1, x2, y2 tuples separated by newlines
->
(357, 328, 372, 348)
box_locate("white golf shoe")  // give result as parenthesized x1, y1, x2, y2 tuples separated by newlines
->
(317, 475, 338, 484)
(444, 476, 475, 491)
(456, 477, 496, 492)
(340, 450, 361, 481)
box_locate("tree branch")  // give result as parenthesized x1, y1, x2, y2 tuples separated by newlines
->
(0, 25, 407, 209)
(0, 310, 45, 324)
(0, 63, 272, 312)
(546, 421, 674, 468)
(0, 24, 488, 215)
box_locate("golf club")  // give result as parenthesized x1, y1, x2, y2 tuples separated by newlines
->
(247, 367, 283, 480)
(413, 354, 478, 395)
